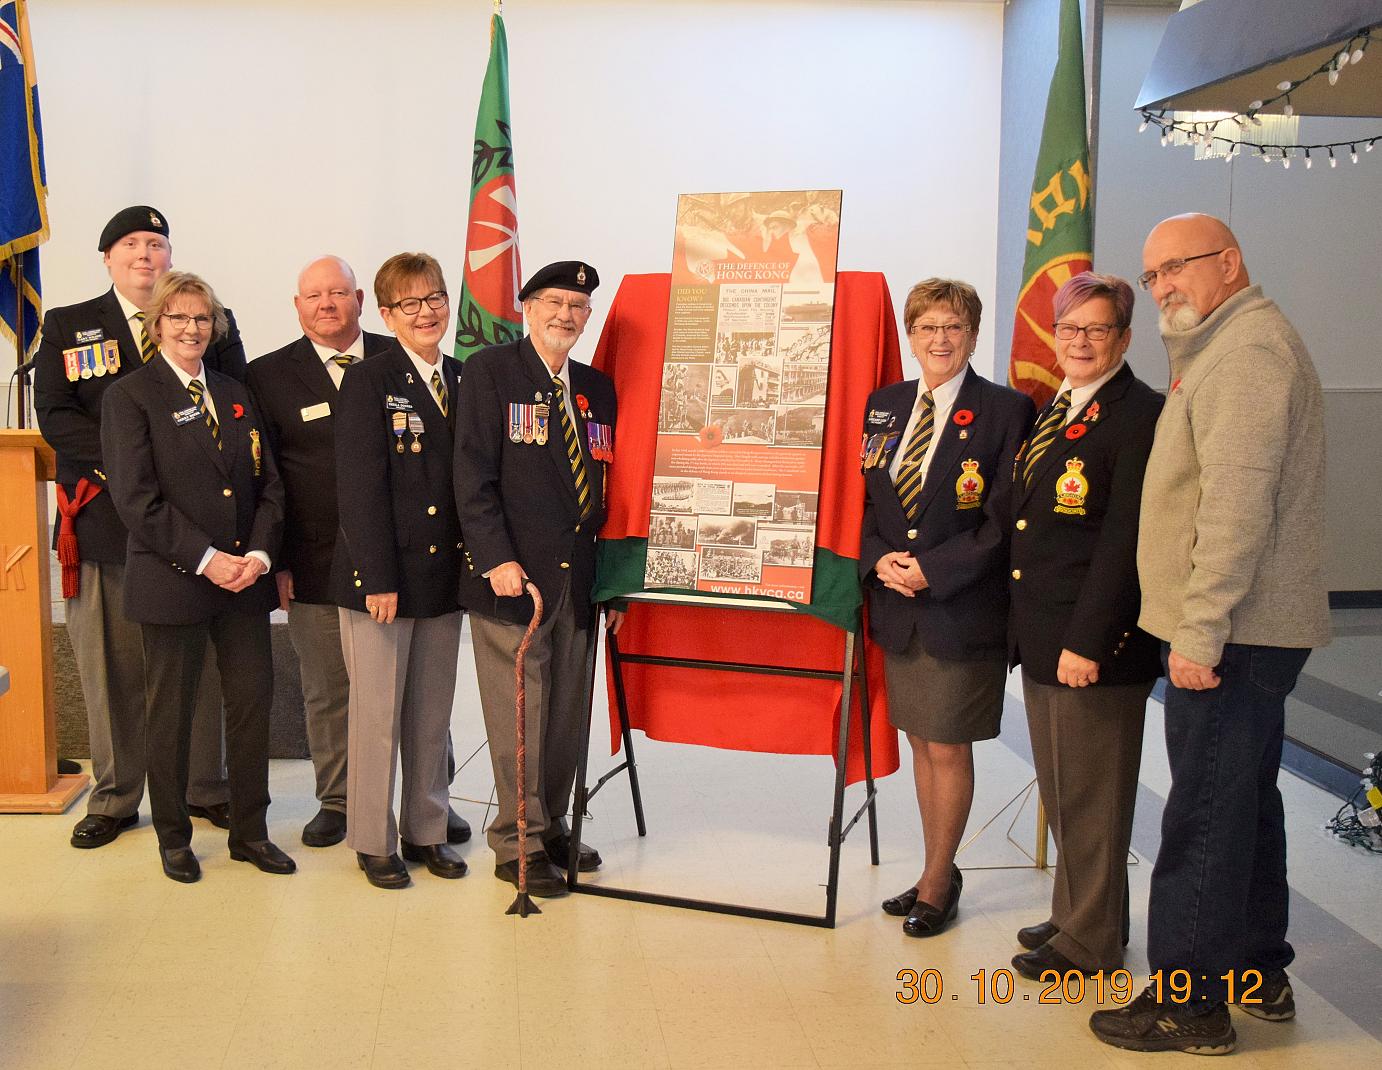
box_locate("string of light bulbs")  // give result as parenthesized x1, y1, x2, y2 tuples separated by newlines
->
(1137, 26, 1382, 168)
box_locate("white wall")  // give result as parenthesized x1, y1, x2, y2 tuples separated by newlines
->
(8, 0, 1004, 396)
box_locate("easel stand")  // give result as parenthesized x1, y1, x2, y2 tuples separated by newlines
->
(566, 595, 879, 928)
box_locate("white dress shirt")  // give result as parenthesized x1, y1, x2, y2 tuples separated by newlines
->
(311, 332, 366, 389)
(1056, 360, 1124, 424)
(113, 288, 152, 360)
(403, 346, 448, 414)
(888, 367, 967, 484)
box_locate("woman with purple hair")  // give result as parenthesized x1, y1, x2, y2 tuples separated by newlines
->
(1006, 272, 1164, 980)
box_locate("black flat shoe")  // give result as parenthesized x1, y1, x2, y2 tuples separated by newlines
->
(544, 832, 601, 872)
(357, 852, 410, 889)
(882, 886, 919, 917)
(301, 808, 347, 848)
(1018, 920, 1059, 950)
(401, 841, 468, 879)
(71, 812, 138, 849)
(1012, 941, 1097, 981)
(446, 808, 472, 844)
(494, 856, 568, 898)
(187, 802, 231, 830)
(159, 846, 201, 884)
(229, 839, 297, 875)
(903, 878, 961, 938)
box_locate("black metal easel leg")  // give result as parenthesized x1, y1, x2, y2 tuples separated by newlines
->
(567, 633, 598, 890)
(857, 639, 880, 866)
(608, 633, 648, 837)
(822, 631, 856, 929)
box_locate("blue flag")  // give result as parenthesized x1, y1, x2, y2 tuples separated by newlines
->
(1, 0, 48, 359)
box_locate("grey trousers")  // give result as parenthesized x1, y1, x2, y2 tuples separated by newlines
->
(1022, 671, 1150, 971)
(286, 600, 350, 813)
(339, 607, 459, 857)
(470, 581, 593, 865)
(66, 559, 227, 817)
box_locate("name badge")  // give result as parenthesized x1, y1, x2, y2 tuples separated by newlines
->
(385, 394, 414, 412)
(75, 328, 104, 344)
(301, 402, 331, 422)
(173, 405, 202, 426)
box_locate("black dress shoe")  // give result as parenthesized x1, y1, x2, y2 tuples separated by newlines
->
(160, 846, 201, 884)
(301, 808, 347, 848)
(357, 852, 411, 889)
(187, 802, 231, 829)
(401, 841, 468, 879)
(1012, 941, 1097, 981)
(902, 868, 962, 938)
(544, 832, 601, 872)
(882, 886, 919, 917)
(494, 855, 569, 898)
(446, 808, 472, 844)
(1017, 920, 1060, 950)
(71, 812, 138, 849)
(229, 839, 297, 875)
(58, 758, 83, 775)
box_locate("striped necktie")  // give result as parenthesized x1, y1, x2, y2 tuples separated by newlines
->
(331, 353, 357, 370)
(187, 378, 220, 450)
(133, 311, 157, 363)
(893, 391, 935, 521)
(551, 377, 591, 519)
(1023, 390, 1071, 486)
(431, 369, 448, 419)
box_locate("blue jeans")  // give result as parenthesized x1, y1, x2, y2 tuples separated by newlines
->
(1147, 642, 1311, 1004)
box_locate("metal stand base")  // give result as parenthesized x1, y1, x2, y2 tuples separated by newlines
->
(567, 606, 879, 929)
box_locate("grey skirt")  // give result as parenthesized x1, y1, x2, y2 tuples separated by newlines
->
(883, 631, 1007, 744)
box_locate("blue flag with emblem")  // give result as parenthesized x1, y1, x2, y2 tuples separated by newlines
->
(1, 0, 48, 360)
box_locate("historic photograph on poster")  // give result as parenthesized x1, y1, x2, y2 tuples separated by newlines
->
(647, 189, 842, 600)
(774, 405, 825, 447)
(696, 515, 757, 547)
(782, 364, 828, 405)
(647, 549, 698, 588)
(651, 476, 695, 513)
(731, 483, 775, 518)
(774, 489, 819, 524)
(700, 546, 762, 583)
(710, 366, 736, 407)
(649, 513, 696, 549)
(761, 525, 815, 567)
(692, 479, 732, 515)
(657, 364, 710, 434)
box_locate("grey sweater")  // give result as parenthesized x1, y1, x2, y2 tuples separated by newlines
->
(1137, 285, 1331, 665)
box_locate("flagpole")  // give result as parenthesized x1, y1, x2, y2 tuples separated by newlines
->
(12, 252, 27, 430)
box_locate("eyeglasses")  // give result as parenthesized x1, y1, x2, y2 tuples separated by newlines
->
(1136, 250, 1225, 291)
(533, 295, 593, 316)
(1053, 322, 1119, 341)
(161, 313, 214, 332)
(386, 291, 448, 315)
(909, 323, 970, 339)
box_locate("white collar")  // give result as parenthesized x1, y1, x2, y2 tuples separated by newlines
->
(917, 366, 966, 412)
(113, 288, 146, 323)
(310, 333, 365, 364)
(1059, 360, 1124, 411)
(160, 350, 206, 388)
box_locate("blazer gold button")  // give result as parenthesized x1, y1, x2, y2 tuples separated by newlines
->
(427, 506, 437, 515)
(354, 579, 362, 587)
(1122, 631, 1131, 638)
(1016, 519, 1027, 531)
(222, 488, 232, 497)
(234, 540, 241, 548)
(428, 545, 437, 554)
(560, 561, 570, 569)
(1011, 568, 1021, 580)
(906, 528, 918, 540)
(575, 524, 581, 533)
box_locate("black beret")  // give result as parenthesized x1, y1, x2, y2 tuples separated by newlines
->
(98, 205, 170, 252)
(518, 261, 599, 301)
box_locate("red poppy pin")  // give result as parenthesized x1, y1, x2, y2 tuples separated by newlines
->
(952, 409, 974, 426)
(576, 393, 590, 415)
(698, 423, 724, 448)
(1065, 422, 1087, 440)
(1085, 401, 1101, 423)
(232, 403, 245, 420)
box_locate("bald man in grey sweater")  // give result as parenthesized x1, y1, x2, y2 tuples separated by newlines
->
(1090, 215, 1330, 1056)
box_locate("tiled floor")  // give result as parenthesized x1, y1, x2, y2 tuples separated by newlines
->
(3, 630, 1380, 1069)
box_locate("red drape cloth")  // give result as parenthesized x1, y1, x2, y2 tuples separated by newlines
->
(591, 271, 904, 783)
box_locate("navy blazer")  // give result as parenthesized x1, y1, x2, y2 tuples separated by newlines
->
(1008, 363, 1164, 685)
(100, 356, 282, 625)
(860, 365, 1035, 659)
(330, 342, 488, 619)
(453, 337, 617, 629)
(246, 331, 393, 604)
(35, 288, 247, 564)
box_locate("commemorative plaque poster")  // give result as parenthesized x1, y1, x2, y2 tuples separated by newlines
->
(644, 189, 842, 602)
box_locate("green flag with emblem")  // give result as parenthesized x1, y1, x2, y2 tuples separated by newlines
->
(1008, 0, 1092, 409)
(453, 9, 523, 362)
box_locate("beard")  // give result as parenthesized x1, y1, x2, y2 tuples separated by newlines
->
(1159, 298, 1205, 333)
(537, 324, 579, 355)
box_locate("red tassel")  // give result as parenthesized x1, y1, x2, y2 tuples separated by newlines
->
(54, 478, 103, 599)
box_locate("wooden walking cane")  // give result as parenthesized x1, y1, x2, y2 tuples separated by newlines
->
(506, 580, 544, 917)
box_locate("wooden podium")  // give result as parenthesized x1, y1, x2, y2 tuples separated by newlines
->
(0, 429, 88, 812)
